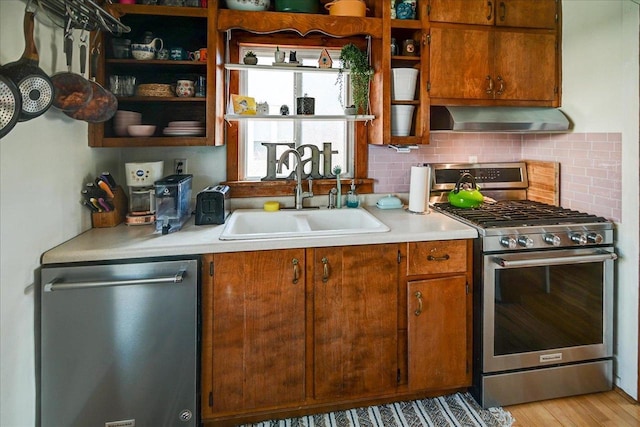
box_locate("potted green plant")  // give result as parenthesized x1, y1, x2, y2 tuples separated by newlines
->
(243, 51, 258, 65)
(336, 43, 374, 115)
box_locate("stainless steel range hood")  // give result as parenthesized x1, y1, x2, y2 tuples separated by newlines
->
(430, 106, 571, 132)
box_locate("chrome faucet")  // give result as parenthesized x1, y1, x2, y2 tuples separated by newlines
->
(277, 149, 314, 209)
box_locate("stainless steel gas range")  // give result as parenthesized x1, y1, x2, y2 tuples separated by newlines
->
(429, 162, 617, 408)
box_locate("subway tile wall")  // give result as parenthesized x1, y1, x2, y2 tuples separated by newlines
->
(368, 132, 622, 222)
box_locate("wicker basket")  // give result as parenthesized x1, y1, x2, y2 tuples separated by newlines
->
(136, 83, 174, 97)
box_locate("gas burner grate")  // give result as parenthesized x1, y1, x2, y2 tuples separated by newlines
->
(433, 200, 609, 228)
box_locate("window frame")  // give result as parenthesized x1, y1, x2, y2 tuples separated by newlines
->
(223, 33, 373, 198)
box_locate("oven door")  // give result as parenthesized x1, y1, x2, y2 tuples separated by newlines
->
(482, 247, 616, 373)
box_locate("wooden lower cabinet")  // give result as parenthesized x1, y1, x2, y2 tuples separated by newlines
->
(407, 276, 469, 391)
(201, 240, 472, 425)
(201, 249, 306, 419)
(312, 244, 399, 399)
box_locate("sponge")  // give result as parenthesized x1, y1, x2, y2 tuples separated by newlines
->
(263, 201, 280, 211)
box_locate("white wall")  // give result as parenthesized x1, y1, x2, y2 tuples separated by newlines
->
(0, 1, 638, 426)
(562, 0, 639, 398)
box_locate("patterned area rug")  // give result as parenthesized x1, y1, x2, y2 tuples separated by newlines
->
(242, 392, 514, 427)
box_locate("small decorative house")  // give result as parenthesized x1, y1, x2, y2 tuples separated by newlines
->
(318, 49, 333, 68)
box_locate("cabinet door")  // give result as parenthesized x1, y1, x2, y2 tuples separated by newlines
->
(313, 244, 399, 399)
(429, 0, 494, 25)
(207, 250, 306, 414)
(429, 27, 493, 100)
(496, 0, 558, 29)
(407, 276, 469, 391)
(494, 31, 557, 102)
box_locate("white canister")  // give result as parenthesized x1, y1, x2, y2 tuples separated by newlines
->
(391, 105, 415, 136)
(392, 68, 419, 101)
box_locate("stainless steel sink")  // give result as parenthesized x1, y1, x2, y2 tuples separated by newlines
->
(219, 208, 390, 240)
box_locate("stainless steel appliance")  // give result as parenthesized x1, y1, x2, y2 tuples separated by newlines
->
(429, 162, 617, 408)
(40, 258, 199, 427)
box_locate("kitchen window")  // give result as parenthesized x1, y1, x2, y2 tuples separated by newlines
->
(237, 46, 354, 181)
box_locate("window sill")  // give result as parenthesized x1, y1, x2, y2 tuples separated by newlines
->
(222, 178, 374, 198)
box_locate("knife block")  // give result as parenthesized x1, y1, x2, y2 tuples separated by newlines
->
(92, 186, 128, 228)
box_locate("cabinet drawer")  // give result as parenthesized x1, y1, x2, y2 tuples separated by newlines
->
(407, 240, 467, 276)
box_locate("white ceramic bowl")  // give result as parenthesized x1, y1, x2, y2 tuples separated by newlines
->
(226, 0, 270, 11)
(131, 44, 156, 60)
(127, 125, 156, 137)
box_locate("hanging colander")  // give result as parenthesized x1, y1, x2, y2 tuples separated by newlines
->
(0, 74, 22, 139)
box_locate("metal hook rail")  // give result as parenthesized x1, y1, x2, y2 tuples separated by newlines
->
(37, 0, 130, 34)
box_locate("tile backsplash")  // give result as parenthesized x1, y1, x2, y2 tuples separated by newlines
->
(368, 132, 622, 222)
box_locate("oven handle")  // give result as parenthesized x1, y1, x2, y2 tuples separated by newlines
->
(493, 251, 617, 268)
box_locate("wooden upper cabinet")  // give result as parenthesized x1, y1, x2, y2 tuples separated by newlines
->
(312, 244, 399, 399)
(429, 27, 558, 104)
(494, 30, 557, 102)
(428, 0, 494, 25)
(428, 0, 558, 29)
(429, 27, 493, 100)
(495, 0, 558, 29)
(205, 249, 306, 416)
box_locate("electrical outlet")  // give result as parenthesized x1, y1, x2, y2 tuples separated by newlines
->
(468, 156, 478, 163)
(174, 158, 187, 174)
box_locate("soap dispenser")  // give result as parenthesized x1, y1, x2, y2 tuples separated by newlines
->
(346, 180, 359, 208)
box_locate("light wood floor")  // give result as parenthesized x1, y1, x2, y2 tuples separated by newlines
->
(505, 389, 640, 426)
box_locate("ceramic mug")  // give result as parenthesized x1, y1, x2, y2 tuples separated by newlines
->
(189, 51, 201, 61)
(176, 80, 195, 97)
(170, 47, 188, 60)
(157, 48, 170, 60)
(198, 48, 208, 62)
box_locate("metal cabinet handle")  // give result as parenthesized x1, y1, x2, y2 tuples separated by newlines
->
(496, 76, 505, 95)
(485, 75, 494, 94)
(499, 1, 506, 21)
(427, 254, 450, 262)
(44, 269, 186, 292)
(321, 257, 330, 283)
(414, 291, 423, 316)
(487, 0, 493, 21)
(292, 258, 299, 284)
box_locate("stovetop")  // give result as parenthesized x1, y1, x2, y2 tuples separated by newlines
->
(433, 200, 609, 229)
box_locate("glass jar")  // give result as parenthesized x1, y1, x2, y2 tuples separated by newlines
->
(391, 38, 398, 56)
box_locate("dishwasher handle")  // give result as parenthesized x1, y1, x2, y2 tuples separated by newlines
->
(44, 269, 186, 292)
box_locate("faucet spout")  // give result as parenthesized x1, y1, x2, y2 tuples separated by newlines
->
(277, 149, 313, 209)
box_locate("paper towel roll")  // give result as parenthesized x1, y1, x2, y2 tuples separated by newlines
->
(408, 165, 430, 214)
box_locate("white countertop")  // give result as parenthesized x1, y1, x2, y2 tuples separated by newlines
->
(41, 206, 477, 264)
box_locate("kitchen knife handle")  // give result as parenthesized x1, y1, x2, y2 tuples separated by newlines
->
(97, 179, 115, 198)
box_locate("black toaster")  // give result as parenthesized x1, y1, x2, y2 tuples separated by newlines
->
(195, 185, 230, 225)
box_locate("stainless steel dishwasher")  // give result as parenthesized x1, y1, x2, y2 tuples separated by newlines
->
(40, 258, 199, 427)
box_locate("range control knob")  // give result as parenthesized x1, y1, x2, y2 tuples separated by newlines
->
(587, 233, 604, 244)
(543, 234, 561, 246)
(570, 233, 588, 245)
(517, 236, 534, 248)
(500, 236, 517, 249)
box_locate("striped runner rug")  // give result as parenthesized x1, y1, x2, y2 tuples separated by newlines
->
(242, 392, 515, 427)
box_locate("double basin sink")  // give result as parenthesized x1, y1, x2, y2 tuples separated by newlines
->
(219, 208, 390, 240)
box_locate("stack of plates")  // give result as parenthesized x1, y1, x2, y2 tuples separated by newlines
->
(163, 121, 205, 136)
(114, 110, 142, 136)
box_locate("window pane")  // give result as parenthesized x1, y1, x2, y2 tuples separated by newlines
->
(239, 46, 353, 181)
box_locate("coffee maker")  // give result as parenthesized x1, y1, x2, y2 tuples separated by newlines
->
(124, 161, 164, 225)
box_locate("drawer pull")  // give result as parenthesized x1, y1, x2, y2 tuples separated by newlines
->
(427, 254, 450, 262)
(292, 258, 299, 284)
(414, 291, 423, 316)
(321, 257, 330, 283)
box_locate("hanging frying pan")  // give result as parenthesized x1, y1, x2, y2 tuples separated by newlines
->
(51, 30, 92, 112)
(0, 10, 54, 121)
(66, 40, 117, 123)
(0, 73, 22, 139)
